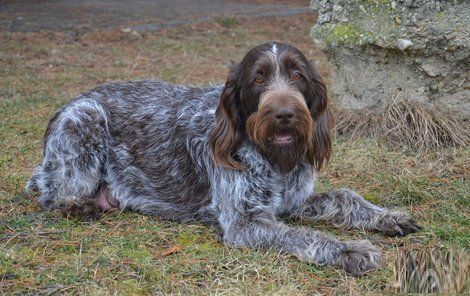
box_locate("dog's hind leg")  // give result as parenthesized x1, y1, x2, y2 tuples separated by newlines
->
(27, 99, 111, 219)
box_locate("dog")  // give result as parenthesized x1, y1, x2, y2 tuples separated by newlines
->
(26, 42, 420, 276)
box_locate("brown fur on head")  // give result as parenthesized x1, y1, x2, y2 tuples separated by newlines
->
(209, 42, 332, 173)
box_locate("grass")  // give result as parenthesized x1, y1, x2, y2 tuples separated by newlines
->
(395, 248, 469, 294)
(1, 13, 469, 295)
(335, 98, 469, 152)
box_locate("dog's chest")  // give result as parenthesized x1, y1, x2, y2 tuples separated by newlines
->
(249, 163, 315, 215)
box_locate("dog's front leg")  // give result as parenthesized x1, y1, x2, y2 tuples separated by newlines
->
(219, 211, 381, 276)
(292, 189, 421, 236)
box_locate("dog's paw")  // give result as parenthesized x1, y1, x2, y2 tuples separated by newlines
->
(376, 211, 421, 237)
(335, 240, 382, 276)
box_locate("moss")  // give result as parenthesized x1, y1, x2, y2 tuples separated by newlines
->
(312, 23, 374, 47)
(312, 0, 403, 49)
(436, 11, 446, 20)
(117, 279, 148, 294)
(332, 24, 361, 39)
(365, 0, 393, 6)
(176, 230, 201, 246)
(363, 193, 381, 205)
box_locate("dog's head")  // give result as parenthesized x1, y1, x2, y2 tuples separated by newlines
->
(209, 42, 332, 173)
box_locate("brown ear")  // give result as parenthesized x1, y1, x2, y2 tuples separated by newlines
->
(306, 73, 333, 171)
(209, 65, 245, 170)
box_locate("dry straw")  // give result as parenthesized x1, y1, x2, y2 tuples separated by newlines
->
(394, 248, 469, 294)
(334, 97, 469, 151)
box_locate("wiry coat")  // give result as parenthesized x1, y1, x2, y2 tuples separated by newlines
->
(28, 78, 315, 229)
(27, 42, 420, 276)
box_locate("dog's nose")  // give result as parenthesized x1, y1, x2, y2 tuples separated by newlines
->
(274, 107, 295, 124)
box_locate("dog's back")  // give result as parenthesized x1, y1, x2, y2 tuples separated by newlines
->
(27, 79, 222, 221)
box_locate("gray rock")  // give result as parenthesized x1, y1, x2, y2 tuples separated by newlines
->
(310, 0, 470, 115)
(332, 4, 342, 13)
(397, 39, 413, 51)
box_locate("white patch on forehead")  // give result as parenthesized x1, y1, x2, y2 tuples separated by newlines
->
(271, 44, 278, 56)
(266, 44, 282, 87)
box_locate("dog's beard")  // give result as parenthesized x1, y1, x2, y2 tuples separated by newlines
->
(247, 111, 312, 174)
(260, 131, 308, 174)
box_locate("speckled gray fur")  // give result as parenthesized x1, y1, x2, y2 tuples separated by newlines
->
(26, 43, 420, 276)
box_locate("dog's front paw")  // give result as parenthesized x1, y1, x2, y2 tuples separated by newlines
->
(376, 211, 421, 237)
(335, 240, 382, 276)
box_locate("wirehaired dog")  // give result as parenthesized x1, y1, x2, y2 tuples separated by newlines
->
(26, 42, 420, 276)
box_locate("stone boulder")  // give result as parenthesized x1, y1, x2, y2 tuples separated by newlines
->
(310, 0, 469, 115)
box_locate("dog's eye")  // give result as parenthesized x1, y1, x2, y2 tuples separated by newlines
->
(254, 76, 265, 84)
(291, 72, 302, 81)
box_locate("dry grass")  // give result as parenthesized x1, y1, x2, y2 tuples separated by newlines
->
(0, 12, 469, 295)
(395, 248, 469, 294)
(335, 98, 470, 152)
